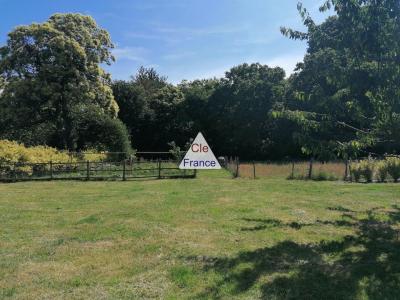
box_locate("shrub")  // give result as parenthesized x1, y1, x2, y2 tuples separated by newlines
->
(0, 140, 75, 177)
(0, 140, 72, 164)
(76, 110, 133, 159)
(386, 157, 400, 182)
(350, 160, 376, 182)
(76, 150, 107, 162)
(361, 160, 375, 182)
(350, 163, 363, 182)
(311, 171, 338, 181)
(287, 172, 337, 181)
(287, 173, 305, 180)
(376, 161, 388, 182)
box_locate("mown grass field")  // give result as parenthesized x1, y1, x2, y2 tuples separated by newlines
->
(1, 170, 400, 299)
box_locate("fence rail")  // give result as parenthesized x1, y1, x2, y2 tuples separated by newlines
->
(0, 160, 196, 182)
(223, 157, 400, 182)
(224, 157, 350, 180)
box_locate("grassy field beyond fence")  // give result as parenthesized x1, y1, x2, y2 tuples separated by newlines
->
(231, 161, 347, 179)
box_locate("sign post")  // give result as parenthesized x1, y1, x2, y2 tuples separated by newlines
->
(179, 132, 221, 170)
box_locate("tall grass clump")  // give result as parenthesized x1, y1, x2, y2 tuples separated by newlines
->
(376, 161, 388, 182)
(350, 159, 375, 182)
(311, 171, 338, 181)
(350, 157, 400, 183)
(349, 162, 363, 182)
(386, 157, 400, 182)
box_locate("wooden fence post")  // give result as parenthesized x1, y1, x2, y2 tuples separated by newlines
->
(50, 161, 53, 180)
(253, 161, 256, 179)
(235, 157, 239, 178)
(308, 158, 313, 179)
(344, 159, 349, 181)
(86, 160, 90, 180)
(158, 159, 161, 179)
(291, 161, 295, 178)
(123, 160, 126, 181)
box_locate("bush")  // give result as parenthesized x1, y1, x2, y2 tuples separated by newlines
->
(0, 140, 110, 178)
(350, 163, 363, 182)
(386, 157, 400, 182)
(0, 140, 72, 164)
(376, 161, 388, 182)
(0, 140, 75, 177)
(360, 160, 375, 182)
(350, 160, 375, 182)
(287, 173, 306, 180)
(76, 110, 133, 159)
(311, 171, 338, 181)
(76, 150, 108, 162)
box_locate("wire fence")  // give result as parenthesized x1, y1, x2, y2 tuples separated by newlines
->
(224, 157, 350, 180)
(0, 159, 196, 182)
(223, 156, 400, 183)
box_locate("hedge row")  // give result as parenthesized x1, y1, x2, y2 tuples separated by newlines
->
(350, 157, 400, 183)
(0, 140, 106, 164)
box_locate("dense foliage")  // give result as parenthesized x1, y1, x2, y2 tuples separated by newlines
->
(350, 157, 400, 182)
(0, 139, 71, 164)
(0, 13, 130, 152)
(1, 2, 400, 160)
(279, 0, 400, 159)
(0, 139, 107, 164)
(112, 64, 297, 159)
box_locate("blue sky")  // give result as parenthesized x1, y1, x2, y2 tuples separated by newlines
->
(0, 0, 333, 83)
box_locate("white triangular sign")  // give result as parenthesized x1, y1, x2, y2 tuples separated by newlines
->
(179, 132, 221, 169)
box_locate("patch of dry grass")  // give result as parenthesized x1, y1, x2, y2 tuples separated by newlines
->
(238, 161, 347, 179)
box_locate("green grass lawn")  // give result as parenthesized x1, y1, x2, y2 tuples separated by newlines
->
(1, 170, 400, 299)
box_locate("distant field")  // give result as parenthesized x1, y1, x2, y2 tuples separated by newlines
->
(1, 170, 400, 299)
(238, 161, 347, 179)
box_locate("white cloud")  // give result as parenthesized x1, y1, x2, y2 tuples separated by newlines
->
(112, 46, 147, 62)
(162, 51, 196, 61)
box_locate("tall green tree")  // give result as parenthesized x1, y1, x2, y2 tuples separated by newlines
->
(279, 1, 400, 159)
(113, 67, 189, 151)
(179, 79, 219, 139)
(0, 13, 121, 150)
(205, 63, 286, 159)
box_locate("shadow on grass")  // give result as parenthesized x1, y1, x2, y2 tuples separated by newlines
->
(191, 206, 400, 299)
(241, 214, 357, 231)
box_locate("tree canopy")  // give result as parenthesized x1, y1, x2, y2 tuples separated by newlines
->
(1, 3, 399, 159)
(279, 0, 400, 159)
(0, 13, 127, 151)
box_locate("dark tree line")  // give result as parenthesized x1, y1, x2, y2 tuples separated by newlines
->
(1, 1, 399, 160)
(112, 64, 295, 159)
